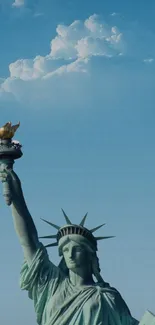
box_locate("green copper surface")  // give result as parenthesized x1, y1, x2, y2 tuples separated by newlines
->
(0, 160, 152, 325)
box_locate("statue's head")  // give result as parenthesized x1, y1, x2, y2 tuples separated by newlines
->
(59, 235, 92, 271)
(58, 231, 98, 276)
(40, 209, 114, 282)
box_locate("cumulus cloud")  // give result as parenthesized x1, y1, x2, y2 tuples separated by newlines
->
(3, 14, 124, 81)
(0, 14, 124, 105)
(50, 15, 123, 60)
(11, 0, 38, 12)
(12, 0, 24, 7)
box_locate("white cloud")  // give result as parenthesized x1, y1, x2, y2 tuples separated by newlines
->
(34, 12, 44, 18)
(0, 14, 124, 105)
(12, 0, 24, 7)
(143, 58, 154, 63)
(50, 15, 123, 60)
(43, 58, 89, 79)
(110, 12, 119, 17)
(0, 78, 5, 84)
(6, 14, 124, 82)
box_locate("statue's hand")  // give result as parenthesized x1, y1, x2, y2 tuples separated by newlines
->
(0, 165, 22, 204)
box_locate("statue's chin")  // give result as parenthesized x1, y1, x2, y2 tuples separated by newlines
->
(66, 260, 80, 270)
(67, 262, 77, 269)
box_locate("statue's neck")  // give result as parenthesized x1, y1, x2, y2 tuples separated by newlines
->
(69, 268, 94, 286)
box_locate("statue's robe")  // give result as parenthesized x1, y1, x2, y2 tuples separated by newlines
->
(20, 244, 138, 325)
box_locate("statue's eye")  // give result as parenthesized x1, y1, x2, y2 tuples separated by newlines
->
(75, 247, 83, 252)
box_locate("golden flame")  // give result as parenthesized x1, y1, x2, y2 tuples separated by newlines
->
(0, 122, 20, 139)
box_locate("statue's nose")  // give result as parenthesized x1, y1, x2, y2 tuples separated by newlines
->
(68, 248, 74, 258)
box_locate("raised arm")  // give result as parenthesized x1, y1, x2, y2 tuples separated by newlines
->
(0, 168, 40, 265)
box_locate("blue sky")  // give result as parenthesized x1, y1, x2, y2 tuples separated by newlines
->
(0, 0, 155, 323)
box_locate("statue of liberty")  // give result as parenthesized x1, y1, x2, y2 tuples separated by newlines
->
(0, 122, 139, 325)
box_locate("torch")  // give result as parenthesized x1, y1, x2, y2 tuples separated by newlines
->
(0, 122, 23, 206)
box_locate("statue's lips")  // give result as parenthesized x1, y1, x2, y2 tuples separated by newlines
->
(68, 259, 77, 264)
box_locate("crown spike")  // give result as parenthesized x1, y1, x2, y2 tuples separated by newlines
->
(95, 236, 115, 241)
(79, 213, 88, 226)
(40, 218, 60, 230)
(45, 242, 58, 248)
(90, 224, 106, 233)
(61, 209, 72, 224)
(39, 234, 57, 239)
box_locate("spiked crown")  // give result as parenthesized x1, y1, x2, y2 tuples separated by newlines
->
(39, 209, 115, 250)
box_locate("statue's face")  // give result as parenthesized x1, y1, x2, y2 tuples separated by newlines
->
(62, 241, 88, 270)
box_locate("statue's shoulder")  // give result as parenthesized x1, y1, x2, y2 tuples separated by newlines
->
(96, 283, 132, 315)
(96, 281, 115, 290)
(109, 286, 132, 315)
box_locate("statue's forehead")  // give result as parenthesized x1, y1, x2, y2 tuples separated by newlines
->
(62, 238, 83, 249)
(58, 234, 95, 256)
